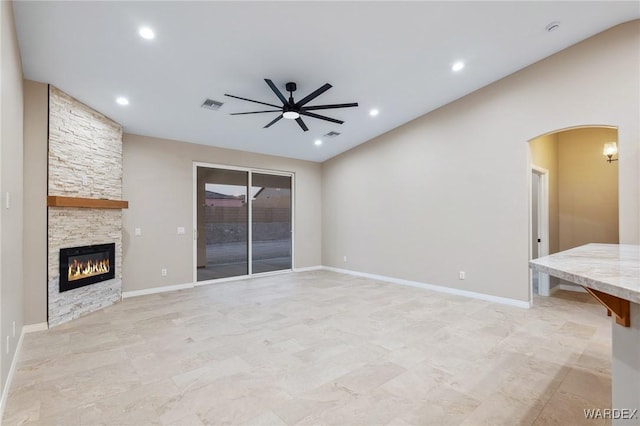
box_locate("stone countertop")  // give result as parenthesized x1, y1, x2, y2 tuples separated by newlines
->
(529, 243, 640, 304)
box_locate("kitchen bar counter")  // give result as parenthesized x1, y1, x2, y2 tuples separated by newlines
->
(530, 243, 640, 425)
(530, 243, 640, 303)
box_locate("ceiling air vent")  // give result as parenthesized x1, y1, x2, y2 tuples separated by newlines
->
(201, 99, 224, 111)
(324, 131, 341, 138)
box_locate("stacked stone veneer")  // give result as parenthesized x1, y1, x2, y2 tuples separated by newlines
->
(48, 86, 123, 327)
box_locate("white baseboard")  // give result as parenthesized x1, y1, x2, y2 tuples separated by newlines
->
(323, 266, 531, 309)
(22, 323, 48, 333)
(293, 266, 323, 272)
(123, 266, 531, 310)
(122, 282, 194, 299)
(1, 328, 25, 422)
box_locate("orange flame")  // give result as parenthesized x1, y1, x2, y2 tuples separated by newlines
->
(68, 257, 110, 281)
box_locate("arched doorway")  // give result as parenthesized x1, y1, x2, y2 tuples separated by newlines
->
(528, 126, 619, 301)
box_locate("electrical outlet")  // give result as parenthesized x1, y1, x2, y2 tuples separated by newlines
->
(459, 271, 466, 280)
(161, 269, 167, 277)
(177, 227, 185, 235)
(82, 175, 88, 186)
(343, 256, 347, 262)
(134, 228, 141, 236)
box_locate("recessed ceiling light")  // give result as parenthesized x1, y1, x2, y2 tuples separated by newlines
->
(369, 109, 379, 117)
(116, 97, 129, 106)
(452, 61, 465, 72)
(314, 139, 322, 146)
(138, 27, 155, 40)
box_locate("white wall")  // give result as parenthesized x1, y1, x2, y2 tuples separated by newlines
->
(322, 21, 640, 303)
(0, 0, 24, 390)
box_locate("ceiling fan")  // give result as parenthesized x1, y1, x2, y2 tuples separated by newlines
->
(225, 79, 358, 132)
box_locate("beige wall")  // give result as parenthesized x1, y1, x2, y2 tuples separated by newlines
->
(1, 0, 24, 389)
(122, 134, 322, 292)
(322, 21, 640, 303)
(22, 80, 48, 325)
(529, 133, 560, 255)
(558, 127, 619, 250)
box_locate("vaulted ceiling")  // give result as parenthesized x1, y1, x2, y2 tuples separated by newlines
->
(13, 1, 639, 162)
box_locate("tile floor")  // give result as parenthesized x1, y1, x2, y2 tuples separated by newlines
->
(3, 271, 612, 425)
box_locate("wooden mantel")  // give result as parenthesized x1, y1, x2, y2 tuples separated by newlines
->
(47, 196, 129, 209)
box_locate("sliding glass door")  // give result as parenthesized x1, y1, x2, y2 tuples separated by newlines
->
(196, 167, 249, 281)
(195, 165, 292, 283)
(251, 173, 292, 274)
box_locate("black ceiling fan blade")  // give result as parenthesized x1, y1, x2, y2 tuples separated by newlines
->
(296, 83, 332, 107)
(301, 103, 359, 111)
(224, 94, 280, 109)
(299, 110, 344, 125)
(264, 114, 283, 128)
(264, 79, 289, 105)
(230, 110, 282, 115)
(296, 117, 309, 132)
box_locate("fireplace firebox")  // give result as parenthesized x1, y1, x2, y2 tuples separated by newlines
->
(59, 243, 115, 292)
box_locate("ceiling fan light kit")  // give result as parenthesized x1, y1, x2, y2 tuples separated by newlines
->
(225, 79, 358, 132)
(282, 111, 300, 120)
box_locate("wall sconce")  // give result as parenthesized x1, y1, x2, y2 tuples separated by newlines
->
(603, 142, 618, 163)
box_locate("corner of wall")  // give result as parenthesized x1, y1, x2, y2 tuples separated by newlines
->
(1, 0, 25, 401)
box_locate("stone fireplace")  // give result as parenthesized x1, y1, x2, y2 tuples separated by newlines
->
(47, 86, 125, 327)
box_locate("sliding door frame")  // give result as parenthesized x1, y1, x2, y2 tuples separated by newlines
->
(192, 162, 295, 286)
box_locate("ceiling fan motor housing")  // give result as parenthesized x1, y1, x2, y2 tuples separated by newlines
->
(285, 82, 297, 93)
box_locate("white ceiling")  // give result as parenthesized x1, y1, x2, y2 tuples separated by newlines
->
(13, 1, 640, 162)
